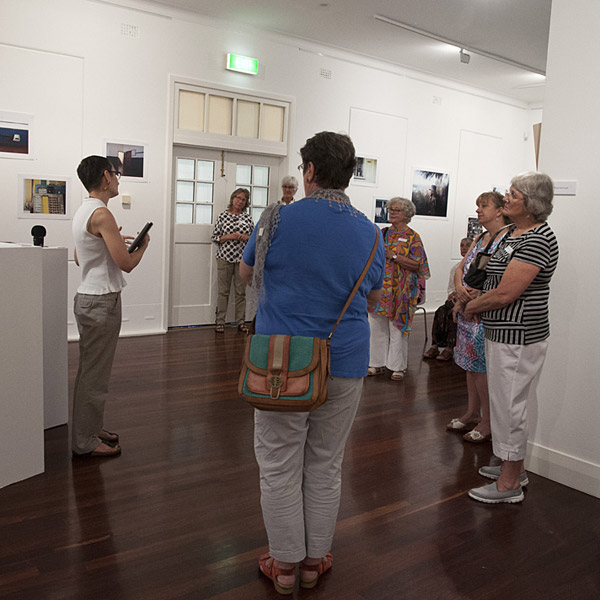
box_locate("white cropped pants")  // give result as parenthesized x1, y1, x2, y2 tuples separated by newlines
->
(485, 338, 548, 462)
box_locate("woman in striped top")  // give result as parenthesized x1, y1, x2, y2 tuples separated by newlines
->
(462, 172, 559, 504)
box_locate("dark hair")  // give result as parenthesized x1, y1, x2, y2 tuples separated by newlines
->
(300, 131, 356, 190)
(477, 191, 510, 225)
(77, 155, 114, 192)
(227, 188, 250, 211)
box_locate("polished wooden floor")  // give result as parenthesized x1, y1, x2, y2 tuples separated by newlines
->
(1, 317, 599, 599)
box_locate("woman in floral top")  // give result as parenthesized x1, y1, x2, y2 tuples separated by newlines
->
(368, 197, 430, 381)
(211, 188, 254, 333)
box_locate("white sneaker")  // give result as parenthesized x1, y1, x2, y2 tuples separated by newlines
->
(479, 465, 529, 486)
(468, 482, 524, 504)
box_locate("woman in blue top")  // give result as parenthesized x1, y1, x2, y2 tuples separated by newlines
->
(241, 131, 385, 593)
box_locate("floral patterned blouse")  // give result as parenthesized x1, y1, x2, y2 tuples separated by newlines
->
(371, 226, 430, 333)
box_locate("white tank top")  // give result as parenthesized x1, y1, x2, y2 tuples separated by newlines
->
(72, 198, 127, 295)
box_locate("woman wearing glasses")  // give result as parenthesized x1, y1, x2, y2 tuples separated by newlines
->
(462, 173, 559, 503)
(71, 155, 150, 457)
(211, 188, 254, 333)
(368, 197, 430, 381)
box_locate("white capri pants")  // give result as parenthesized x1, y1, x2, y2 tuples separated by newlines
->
(368, 313, 409, 373)
(485, 338, 548, 462)
(254, 376, 363, 563)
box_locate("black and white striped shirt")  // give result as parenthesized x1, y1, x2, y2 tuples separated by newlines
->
(482, 222, 559, 345)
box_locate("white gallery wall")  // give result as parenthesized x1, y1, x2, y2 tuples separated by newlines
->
(0, 0, 539, 341)
(0, 0, 596, 498)
(527, 0, 600, 498)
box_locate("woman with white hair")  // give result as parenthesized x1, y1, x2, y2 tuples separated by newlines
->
(280, 175, 298, 205)
(461, 172, 559, 504)
(368, 197, 430, 381)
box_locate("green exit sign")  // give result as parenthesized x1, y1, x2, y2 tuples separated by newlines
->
(226, 53, 259, 75)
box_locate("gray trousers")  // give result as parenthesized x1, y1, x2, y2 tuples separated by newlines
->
(72, 292, 121, 454)
(215, 258, 246, 325)
(254, 377, 363, 562)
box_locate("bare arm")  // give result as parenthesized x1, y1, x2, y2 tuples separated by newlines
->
(367, 288, 382, 311)
(239, 259, 253, 286)
(464, 259, 541, 319)
(74, 247, 79, 266)
(90, 207, 149, 273)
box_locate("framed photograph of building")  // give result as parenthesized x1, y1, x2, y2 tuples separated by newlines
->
(105, 141, 147, 181)
(411, 169, 450, 217)
(19, 176, 69, 219)
(352, 155, 378, 186)
(0, 111, 33, 159)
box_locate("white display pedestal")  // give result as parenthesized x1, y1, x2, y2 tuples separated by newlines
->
(0, 244, 45, 488)
(0, 244, 68, 489)
(42, 248, 68, 429)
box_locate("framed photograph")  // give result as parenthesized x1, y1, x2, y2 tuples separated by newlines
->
(0, 111, 33, 159)
(411, 169, 450, 218)
(467, 217, 483, 239)
(374, 197, 389, 224)
(105, 141, 147, 181)
(19, 175, 70, 219)
(352, 155, 378, 186)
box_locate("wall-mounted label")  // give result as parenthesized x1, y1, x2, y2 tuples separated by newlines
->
(554, 180, 577, 195)
(226, 53, 259, 75)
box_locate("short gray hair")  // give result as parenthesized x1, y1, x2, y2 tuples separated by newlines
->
(387, 197, 416, 223)
(281, 175, 298, 190)
(511, 172, 554, 221)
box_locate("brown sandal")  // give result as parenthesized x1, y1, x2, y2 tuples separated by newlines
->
(423, 346, 439, 359)
(237, 323, 249, 334)
(215, 323, 225, 333)
(299, 553, 333, 589)
(99, 430, 119, 444)
(258, 554, 295, 595)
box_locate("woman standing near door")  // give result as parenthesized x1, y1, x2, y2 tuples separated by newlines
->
(211, 188, 254, 333)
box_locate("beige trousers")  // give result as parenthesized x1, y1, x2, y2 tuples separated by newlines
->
(254, 377, 363, 563)
(72, 292, 122, 454)
(215, 258, 246, 325)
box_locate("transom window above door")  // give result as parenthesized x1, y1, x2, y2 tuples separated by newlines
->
(175, 158, 215, 225)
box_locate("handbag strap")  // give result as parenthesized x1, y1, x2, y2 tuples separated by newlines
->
(328, 226, 380, 341)
(482, 224, 512, 253)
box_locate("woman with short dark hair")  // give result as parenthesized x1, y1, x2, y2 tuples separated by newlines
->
(240, 131, 385, 593)
(72, 155, 150, 457)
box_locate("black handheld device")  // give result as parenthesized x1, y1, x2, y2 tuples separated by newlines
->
(128, 222, 153, 253)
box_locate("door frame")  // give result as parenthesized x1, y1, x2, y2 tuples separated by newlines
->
(162, 75, 295, 331)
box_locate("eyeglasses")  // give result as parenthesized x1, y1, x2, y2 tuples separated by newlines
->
(282, 185, 296, 189)
(505, 189, 524, 201)
(109, 170, 121, 180)
(297, 163, 305, 173)
(388, 209, 404, 214)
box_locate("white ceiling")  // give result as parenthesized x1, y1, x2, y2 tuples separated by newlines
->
(118, 0, 552, 104)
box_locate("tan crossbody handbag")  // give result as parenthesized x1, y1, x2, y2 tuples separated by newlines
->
(239, 226, 380, 411)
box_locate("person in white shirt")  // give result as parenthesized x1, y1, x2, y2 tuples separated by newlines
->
(72, 155, 150, 457)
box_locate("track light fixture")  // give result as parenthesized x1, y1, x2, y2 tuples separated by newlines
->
(459, 49, 471, 64)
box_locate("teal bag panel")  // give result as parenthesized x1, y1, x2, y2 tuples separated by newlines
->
(241, 369, 315, 400)
(247, 334, 316, 372)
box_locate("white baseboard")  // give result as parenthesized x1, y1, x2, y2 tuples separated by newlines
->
(527, 441, 600, 499)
